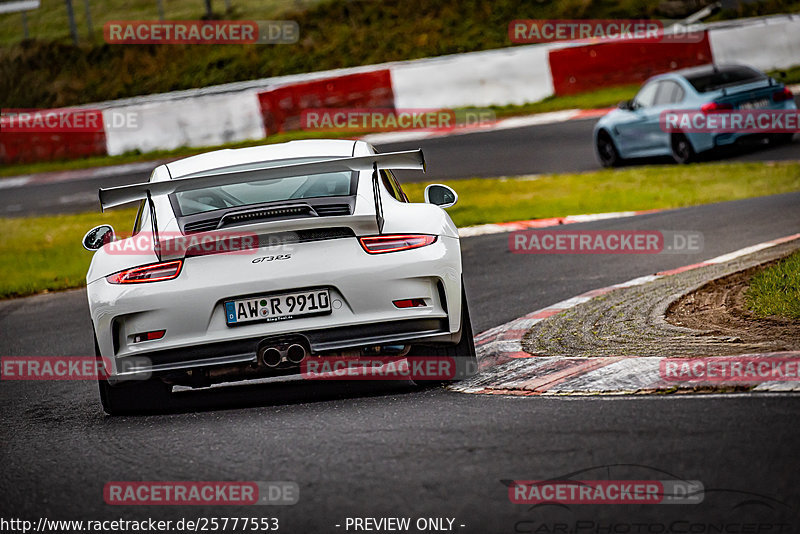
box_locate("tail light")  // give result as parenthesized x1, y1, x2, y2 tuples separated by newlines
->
(773, 87, 794, 102)
(359, 235, 436, 254)
(106, 260, 183, 284)
(700, 102, 733, 113)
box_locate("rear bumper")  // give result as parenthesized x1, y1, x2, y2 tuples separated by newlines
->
(114, 317, 454, 379)
(89, 235, 463, 378)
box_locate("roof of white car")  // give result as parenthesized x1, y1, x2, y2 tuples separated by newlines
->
(165, 139, 361, 179)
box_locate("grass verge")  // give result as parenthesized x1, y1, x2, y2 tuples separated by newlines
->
(1, 160, 799, 299)
(485, 85, 639, 118)
(0, 208, 137, 299)
(747, 250, 800, 320)
(403, 161, 800, 227)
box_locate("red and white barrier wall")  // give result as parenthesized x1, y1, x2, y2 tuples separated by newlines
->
(391, 43, 560, 109)
(257, 70, 394, 133)
(548, 34, 713, 95)
(2, 15, 798, 164)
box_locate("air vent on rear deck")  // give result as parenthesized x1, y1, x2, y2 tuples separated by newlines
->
(314, 204, 351, 216)
(184, 218, 221, 234)
(218, 205, 314, 228)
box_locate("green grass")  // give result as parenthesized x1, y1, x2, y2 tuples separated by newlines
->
(708, 0, 800, 22)
(485, 84, 640, 117)
(747, 250, 800, 320)
(402, 161, 800, 227)
(0, 0, 325, 44)
(2, 160, 799, 299)
(0, 208, 137, 299)
(773, 64, 800, 85)
(5, 0, 797, 46)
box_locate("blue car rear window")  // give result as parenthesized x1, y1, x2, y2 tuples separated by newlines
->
(685, 66, 765, 93)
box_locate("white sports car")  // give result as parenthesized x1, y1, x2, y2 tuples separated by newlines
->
(83, 139, 476, 414)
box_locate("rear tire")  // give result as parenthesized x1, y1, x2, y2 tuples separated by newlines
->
(95, 335, 171, 415)
(770, 133, 795, 145)
(596, 131, 622, 168)
(407, 288, 477, 385)
(671, 133, 696, 164)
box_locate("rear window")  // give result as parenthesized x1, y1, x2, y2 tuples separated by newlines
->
(171, 158, 356, 216)
(685, 66, 765, 93)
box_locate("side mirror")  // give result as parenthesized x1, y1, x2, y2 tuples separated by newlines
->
(618, 99, 635, 111)
(424, 184, 458, 209)
(82, 225, 115, 251)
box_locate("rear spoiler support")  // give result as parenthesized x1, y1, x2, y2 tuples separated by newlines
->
(371, 162, 384, 234)
(146, 190, 162, 262)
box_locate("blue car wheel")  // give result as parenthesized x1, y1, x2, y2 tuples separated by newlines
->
(596, 131, 622, 168)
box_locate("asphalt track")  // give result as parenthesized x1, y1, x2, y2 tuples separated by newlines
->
(1, 115, 798, 216)
(2, 192, 800, 530)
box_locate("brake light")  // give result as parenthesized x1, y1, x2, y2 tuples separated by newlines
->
(106, 260, 183, 284)
(359, 235, 436, 254)
(393, 298, 427, 308)
(773, 87, 794, 102)
(700, 102, 733, 113)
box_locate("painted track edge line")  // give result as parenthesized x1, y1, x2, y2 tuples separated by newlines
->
(458, 209, 662, 238)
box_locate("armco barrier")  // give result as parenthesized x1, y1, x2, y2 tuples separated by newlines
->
(548, 33, 713, 96)
(257, 70, 394, 134)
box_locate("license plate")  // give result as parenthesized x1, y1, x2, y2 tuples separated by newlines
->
(225, 289, 331, 325)
(739, 98, 770, 110)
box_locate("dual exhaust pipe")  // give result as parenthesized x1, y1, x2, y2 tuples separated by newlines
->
(258, 343, 307, 367)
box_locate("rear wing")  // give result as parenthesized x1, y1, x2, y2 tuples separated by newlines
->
(98, 149, 426, 210)
(98, 149, 425, 261)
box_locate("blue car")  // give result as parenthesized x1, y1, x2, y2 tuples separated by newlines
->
(594, 64, 797, 166)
